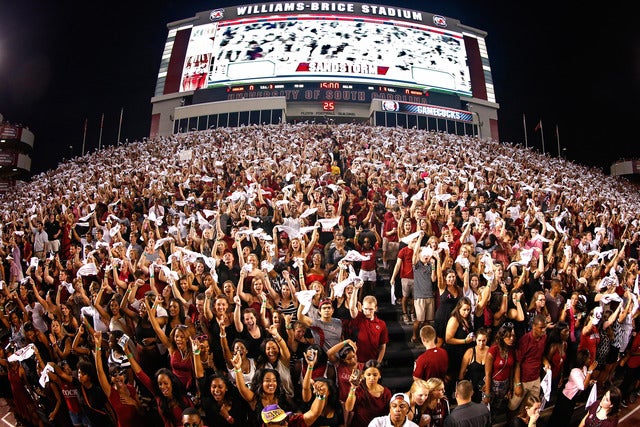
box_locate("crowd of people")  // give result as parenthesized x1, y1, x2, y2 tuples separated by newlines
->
(0, 122, 639, 427)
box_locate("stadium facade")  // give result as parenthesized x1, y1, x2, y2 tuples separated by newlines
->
(150, 1, 500, 141)
(0, 113, 34, 193)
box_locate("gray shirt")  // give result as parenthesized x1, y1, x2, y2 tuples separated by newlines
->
(413, 261, 435, 299)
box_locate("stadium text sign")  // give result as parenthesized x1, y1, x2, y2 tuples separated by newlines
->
(234, 2, 424, 22)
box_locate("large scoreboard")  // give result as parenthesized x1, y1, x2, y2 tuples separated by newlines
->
(151, 1, 497, 138)
(179, 2, 471, 95)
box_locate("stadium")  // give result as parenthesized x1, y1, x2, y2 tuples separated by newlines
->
(150, 1, 498, 141)
(1, 2, 640, 427)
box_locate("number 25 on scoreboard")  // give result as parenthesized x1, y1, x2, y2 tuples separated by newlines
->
(322, 101, 335, 111)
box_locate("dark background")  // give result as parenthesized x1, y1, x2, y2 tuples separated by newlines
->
(0, 1, 636, 175)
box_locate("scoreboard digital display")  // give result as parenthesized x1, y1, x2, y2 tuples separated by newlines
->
(190, 81, 467, 108)
(179, 2, 472, 95)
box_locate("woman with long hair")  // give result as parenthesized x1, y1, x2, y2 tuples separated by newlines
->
(549, 349, 598, 425)
(484, 322, 517, 415)
(578, 386, 622, 427)
(507, 394, 541, 427)
(93, 332, 143, 427)
(526, 290, 551, 332)
(198, 372, 249, 426)
(421, 377, 450, 427)
(459, 327, 489, 403)
(443, 296, 475, 398)
(544, 323, 571, 394)
(407, 378, 431, 427)
(147, 296, 196, 393)
(231, 353, 291, 427)
(433, 266, 461, 347)
(301, 352, 344, 427)
(126, 354, 193, 427)
(326, 339, 363, 404)
(256, 324, 295, 404)
(344, 359, 392, 427)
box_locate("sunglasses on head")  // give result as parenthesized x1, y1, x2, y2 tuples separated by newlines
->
(196, 334, 208, 342)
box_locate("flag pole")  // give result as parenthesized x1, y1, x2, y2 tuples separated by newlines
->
(523, 113, 528, 149)
(117, 107, 123, 146)
(540, 120, 545, 154)
(98, 113, 104, 150)
(556, 124, 561, 158)
(81, 118, 88, 156)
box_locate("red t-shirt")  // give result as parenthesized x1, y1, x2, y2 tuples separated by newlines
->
(413, 347, 448, 382)
(397, 246, 415, 279)
(350, 312, 389, 363)
(516, 332, 547, 382)
(488, 345, 515, 382)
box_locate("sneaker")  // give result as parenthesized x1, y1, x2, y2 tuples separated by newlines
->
(402, 314, 410, 324)
(410, 312, 416, 322)
(621, 400, 629, 408)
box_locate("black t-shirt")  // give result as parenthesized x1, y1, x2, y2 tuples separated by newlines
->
(44, 219, 61, 240)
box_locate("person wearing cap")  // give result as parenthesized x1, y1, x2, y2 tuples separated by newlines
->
(368, 392, 419, 427)
(298, 296, 343, 353)
(444, 380, 490, 427)
(259, 389, 327, 427)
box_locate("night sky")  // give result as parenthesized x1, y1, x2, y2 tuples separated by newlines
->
(0, 1, 635, 175)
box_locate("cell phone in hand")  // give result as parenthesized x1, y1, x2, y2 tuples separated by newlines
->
(118, 334, 130, 349)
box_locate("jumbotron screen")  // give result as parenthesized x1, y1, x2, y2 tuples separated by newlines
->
(178, 2, 473, 95)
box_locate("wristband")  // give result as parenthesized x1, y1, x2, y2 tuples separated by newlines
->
(587, 370, 593, 374)
(317, 395, 326, 400)
(152, 304, 157, 310)
(95, 347, 101, 351)
(514, 382, 522, 386)
(307, 366, 314, 371)
(226, 415, 234, 423)
(126, 353, 133, 359)
(234, 368, 242, 374)
(285, 324, 293, 330)
(193, 349, 201, 356)
(220, 334, 227, 338)
(343, 340, 348, 347)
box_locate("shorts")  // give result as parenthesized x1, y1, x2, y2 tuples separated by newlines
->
(46, 239, 60, 253)
(359, 269, 377, 282)
(414, 297, 435, 322)
(382, 238, 399, 260)
(68, 410, 91, 427)
(400, 278, 414, 298)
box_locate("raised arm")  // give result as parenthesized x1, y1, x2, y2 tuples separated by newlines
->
(147, 295, 171, 349)
(93, 331, 113, 398)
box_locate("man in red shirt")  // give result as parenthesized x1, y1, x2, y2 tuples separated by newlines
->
(413, 325, 448, 383)
(508, 314, 550, 413)
(348, 293, 389, 363)
(390, 234, 417, 324)
(382, 206, 401, 270)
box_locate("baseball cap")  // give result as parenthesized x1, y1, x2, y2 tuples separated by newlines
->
(349, 215, 357, 221)
(390, 392, 410, 405)
(318, 297, 333, 308)
(279, 231, 289, 239)
(261, 404, 291, 423)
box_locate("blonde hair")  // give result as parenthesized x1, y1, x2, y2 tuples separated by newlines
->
(409, 378, 429, 397)
(424, 377, 444, 401)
